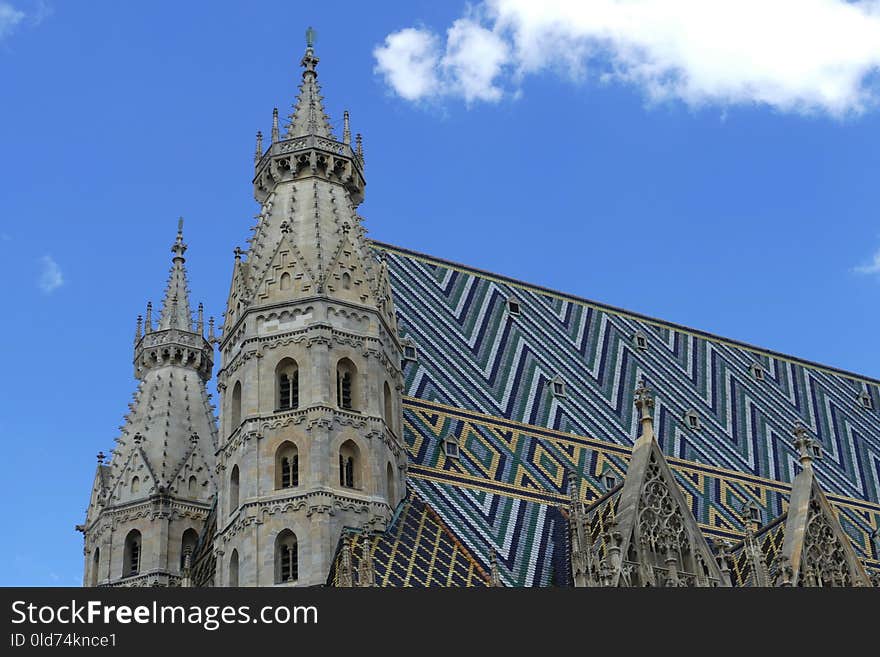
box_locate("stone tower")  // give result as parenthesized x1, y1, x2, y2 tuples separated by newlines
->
(213, 36, 407, 587)
(79, 221, 218, 586)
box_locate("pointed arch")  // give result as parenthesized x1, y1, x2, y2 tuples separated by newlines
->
(275, 530, 298, 584)
(228, 549, 239, 587)
(336, 358, 358, 411)
(90, 548, 100, 587)
(229, 465, 240, 515)
(187, 475, 197, 496)
(279, 271, 291, 291)
(275, 441, 300, 490)
(130, 476, 140, 494)
(230, 381, 242, 433)
(275, 358, 300, 411)
(386, 461, 395, 504)
(383, 381, 394, 431)
(180, 528, 199, 572)
(123, 529, 141, 578)
(339, 439, 360, 489)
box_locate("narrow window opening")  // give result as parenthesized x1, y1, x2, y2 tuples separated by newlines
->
(507, 298, 521, 316)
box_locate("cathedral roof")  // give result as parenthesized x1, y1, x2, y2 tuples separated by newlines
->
(371, 242, 880, 584)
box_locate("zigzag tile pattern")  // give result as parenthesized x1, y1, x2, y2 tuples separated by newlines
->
(378, 243, 880, 504)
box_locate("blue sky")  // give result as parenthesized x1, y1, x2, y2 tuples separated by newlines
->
(1, 1, 880, 586)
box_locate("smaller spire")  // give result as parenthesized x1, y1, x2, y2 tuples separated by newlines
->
(97, 451, 106, 465)
(343, 110, 351, 145)
(234, 246, 243, 262)
(254, 130, 263, 163)
(208, 316, 216, 343)
(271, 108, 280, 144)
(355, 133, 364, 162)
(197, 303, 204, 335)
(145, 302, 153, 333)
(135, 315, 143, 342)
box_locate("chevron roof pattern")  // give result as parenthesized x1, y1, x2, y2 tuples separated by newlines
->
(372, 242, 880, 585)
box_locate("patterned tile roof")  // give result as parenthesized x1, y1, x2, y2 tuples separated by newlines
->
(371, 243, 880, 585)
(327, 490, 491, 587)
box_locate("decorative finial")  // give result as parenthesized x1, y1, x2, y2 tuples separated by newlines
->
(355, 133, 364, 162)
(190, 432, 199, 445)
(208, 316, 216, 343)
(97, 451, 106, 464)
(233, 246, 243, 261)
(271, 108, 280, 144)
(133, 432, 143, 445)
(634, 379, 655, 439)
(254, 130, 263, 163)
(197, 302, 204, 335)
(280, 220, 291, 235)
(301, 29, 319, 75)
(792, 422, 815, 468)
(135, 314, 143, 342)
(489, 548, 501, 587)
(343, 110, 351, 145)
(145, 302, 153, 333)
(171, 217, 187, 259)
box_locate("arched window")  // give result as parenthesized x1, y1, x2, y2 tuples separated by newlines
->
(383, 381, 393, 430)
(123, 530, 141, 578)
(336, 358, 357, 411)
(180, 528, 199, 572)
(275, 530, 298, 584)
(130, 476, 140, 494)
(275, 358, 299, 411)
(280, 272, 291, 291)
(231, 381, 242, 432)
(91, 548, 100, 587)
(275, 442, 299, 489)
(229, 465, 240, 515)
(188, 475, 197, 496)
(386, 462, 395, 503)
(228, 549, 239, 587)
(338, 440, 360, 489)
(341, 272, 351, 290)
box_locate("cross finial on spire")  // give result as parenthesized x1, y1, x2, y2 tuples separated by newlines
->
(171, 217, 187, 259)
(301, 27, 319, 74)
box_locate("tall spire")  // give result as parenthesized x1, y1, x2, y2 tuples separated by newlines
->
(158, 218, 194, 331)
(286, 28, 334, 139)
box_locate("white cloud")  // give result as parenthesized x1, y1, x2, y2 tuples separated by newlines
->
(854, 247, 880, 275)
(38, 255, 63, 293)
(442, 19, 509, 102)
(374, 28, 442, 101)
(0, 2, 25, 41)
(375, 0, 880, 115)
